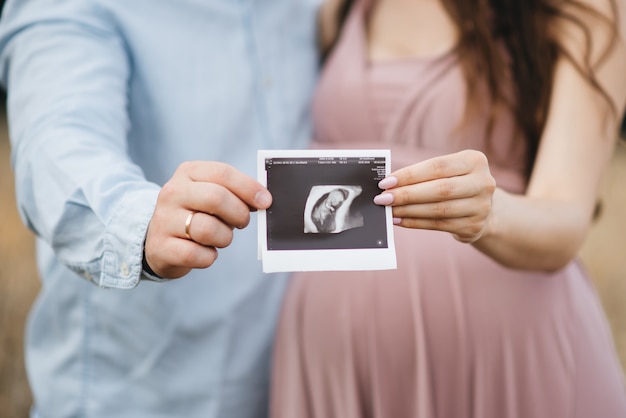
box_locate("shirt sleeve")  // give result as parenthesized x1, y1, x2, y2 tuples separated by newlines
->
(0, 0, 162, 289)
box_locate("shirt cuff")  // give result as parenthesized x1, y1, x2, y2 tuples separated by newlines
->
(98, 186, 161, 289)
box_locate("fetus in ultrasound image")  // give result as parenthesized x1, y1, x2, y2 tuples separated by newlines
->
(304, 185, 364, 234)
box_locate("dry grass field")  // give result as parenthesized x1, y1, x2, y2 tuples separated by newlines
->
(1, 107, 626, 417)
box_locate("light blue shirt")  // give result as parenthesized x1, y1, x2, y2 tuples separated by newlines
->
(0, 0, 320, 416)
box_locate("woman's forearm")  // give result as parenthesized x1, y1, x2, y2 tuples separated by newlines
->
(473, 188, 593, 271)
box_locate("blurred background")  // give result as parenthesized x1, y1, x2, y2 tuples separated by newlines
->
(1, 1, 626, 414)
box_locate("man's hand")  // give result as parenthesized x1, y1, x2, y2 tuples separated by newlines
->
(144, 161, 272, 279)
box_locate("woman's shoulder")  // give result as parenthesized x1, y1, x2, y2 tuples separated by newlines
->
(551, 0, 623, 58)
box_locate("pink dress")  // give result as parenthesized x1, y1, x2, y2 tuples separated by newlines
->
(270, 1, 626, 417)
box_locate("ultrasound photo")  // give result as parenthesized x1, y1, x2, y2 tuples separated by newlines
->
(257, 149, 397, 273)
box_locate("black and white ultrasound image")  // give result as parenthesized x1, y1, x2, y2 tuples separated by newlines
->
(265, 156, 388, 251)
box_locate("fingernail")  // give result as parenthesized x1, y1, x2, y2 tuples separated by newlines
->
(373, 193, 394, 205)
(255, 190, 272, 208)
(393, 217, 402, 224)
(378, 176, 397, 190)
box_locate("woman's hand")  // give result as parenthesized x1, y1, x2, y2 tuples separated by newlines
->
(144, 161, 272, 279)
(374, 149, 496, 243)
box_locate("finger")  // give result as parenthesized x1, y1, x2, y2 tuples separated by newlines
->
(393, 215, 486, 241)
(376, 175, 483, 206)
(380, 150, 490, 193)
(181, 210, 234, 248)
(182, 161, 272, 210)
(183, 182, 253, 229)
(387, 150, 483, 188)
(146, 239, 219, 279)
(390, 198, 484, 220)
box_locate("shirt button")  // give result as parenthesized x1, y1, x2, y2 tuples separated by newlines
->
(120, 262, 130, 277)
(264, 76, 273, 88)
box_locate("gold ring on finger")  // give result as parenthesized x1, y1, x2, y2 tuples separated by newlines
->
(184, 211, 197, 241)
